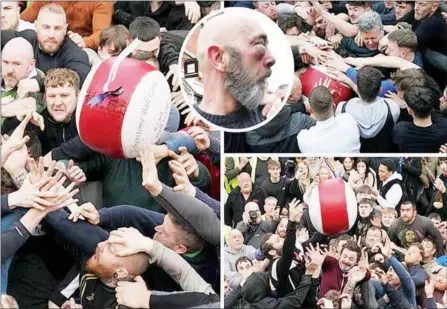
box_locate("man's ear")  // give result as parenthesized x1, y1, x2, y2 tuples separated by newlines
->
(115, 268, 129, 280)
(207, 45, 226, 73)
(268, 249, 277, 257)
(173, 244, 188, 255)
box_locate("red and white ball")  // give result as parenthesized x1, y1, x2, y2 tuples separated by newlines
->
(301, 66, 353, 105)
(76, 57, 171, 159)
(308, 179, 358, 236)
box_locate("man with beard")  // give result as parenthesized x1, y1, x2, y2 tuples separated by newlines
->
(388, 201, 444, 256)
(224, 173, 268, 227)
(1, 4, 90, 87)
(1, 1, 34, 31)
(306, 240, 372, 300)
(260, 198, 305, 297)
(195, 11, 276, 129)
(1, 38, 45, 125)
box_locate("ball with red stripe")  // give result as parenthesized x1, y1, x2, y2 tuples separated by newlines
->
(76, 57, 171, 159)
(308, 179, 358, 236)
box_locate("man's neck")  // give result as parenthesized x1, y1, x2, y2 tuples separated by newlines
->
(270, 176, 280, 183)
(200, 73, 238, 115)
(315, 112, 334, 122)
(405, 216, 417, 225)
(242, 191, 251, 199)
(403, 52, 415, 63)
(422, 256, 434, 264)
(413, 116, 432, 127)
(101, 278, 118, 288)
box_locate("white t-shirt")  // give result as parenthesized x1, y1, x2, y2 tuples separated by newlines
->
(297, 114, 361, 153)
(18, 19, 35, 31)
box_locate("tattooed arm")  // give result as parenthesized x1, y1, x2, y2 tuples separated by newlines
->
(10, 169, 27, 188)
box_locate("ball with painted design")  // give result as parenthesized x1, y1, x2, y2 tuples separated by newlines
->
(76, 57, 171, 158)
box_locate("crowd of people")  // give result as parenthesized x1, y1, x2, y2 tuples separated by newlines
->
(1, 1, 221, 308)
(224, 156, 447, 309)
(223, 1, 447, 153)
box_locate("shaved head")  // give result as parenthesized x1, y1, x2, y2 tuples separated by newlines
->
(2, 37, 35, 89)
(3, 37, 34, 60)
(197, 14, 257, 70)
(245, 202, 260, 212)
(196, 10, 276, 115)
(85, 234, 150, 282)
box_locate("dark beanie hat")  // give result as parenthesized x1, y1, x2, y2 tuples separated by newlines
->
(380, 159, 395, 173)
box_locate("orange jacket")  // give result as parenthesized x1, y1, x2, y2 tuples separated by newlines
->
(21, 1, 113, 49)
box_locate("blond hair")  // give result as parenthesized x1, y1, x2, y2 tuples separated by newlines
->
(44, 69, 80, 93)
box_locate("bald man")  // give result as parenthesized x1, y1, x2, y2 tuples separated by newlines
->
(224, 172, 268, 227)
(1, 3, 91, 87)
(1, 1, 34, 31)
(194, 11, 276, 129)
(236, 201, 276, 248)
(1, 37, 44, 124)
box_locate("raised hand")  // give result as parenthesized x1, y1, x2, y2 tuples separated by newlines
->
(385, 91, 407, 108)
(306, 243, 327, 266)
(296, 228, 309, 244)
(1, 112, 31, 164)
(170, 147, 199, 178)
(374, 268, 388, 285)
(425, 278, 435, 298)
(187, 126, 211, 151)
(166, 64, 180, 91)
(140, 145, 163, 197)
(168, 159, 196, 197)
(348, 265, 367, 283)
(288, 198, 302, 222)
(68, 202, 100, 225)
(66, 160, 87, 185)
(183, 1, 201, 24)
(16, 110, 44, 131)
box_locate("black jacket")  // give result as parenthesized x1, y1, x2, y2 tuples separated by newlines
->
(113, 2, 215, 31)
(245, 106, 315, 153)
(224, 185, 267, 227)
(1, 30, 91, 87)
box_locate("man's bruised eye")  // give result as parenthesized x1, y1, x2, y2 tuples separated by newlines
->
(254, 46, 266, 60)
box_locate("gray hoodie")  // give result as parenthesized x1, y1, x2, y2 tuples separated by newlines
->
(336, 97, 400, 138)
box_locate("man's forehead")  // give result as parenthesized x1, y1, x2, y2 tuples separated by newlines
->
(2, 2, 18, 8)
(37, 12, 66, 26)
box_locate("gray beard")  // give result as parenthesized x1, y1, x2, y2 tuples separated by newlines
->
(223, 47, 266, 111)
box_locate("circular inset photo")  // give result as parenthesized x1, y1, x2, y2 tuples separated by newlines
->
(179, 7, 295, 132)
